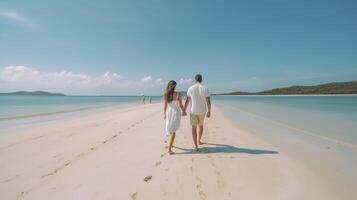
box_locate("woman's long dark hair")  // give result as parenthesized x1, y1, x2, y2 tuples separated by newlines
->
(165, 80, 177, 103)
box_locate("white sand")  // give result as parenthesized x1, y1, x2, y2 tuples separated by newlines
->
(0, 104, 337, 199)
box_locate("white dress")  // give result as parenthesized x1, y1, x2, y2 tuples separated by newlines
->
(165, 100, 181, 135)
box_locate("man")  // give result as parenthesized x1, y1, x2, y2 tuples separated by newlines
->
(184, 74, 211, 151)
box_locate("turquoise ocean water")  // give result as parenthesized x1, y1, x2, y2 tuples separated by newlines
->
(214, 96, 357, 197)
(214, 95, 357, 147)
(2, 95, 356, 147)
(0, 95, 161, 131)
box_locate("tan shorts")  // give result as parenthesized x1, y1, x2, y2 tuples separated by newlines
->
(190, 114, 205, 126)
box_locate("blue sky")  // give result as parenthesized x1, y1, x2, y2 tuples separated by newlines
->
(0, 0, 356, 95)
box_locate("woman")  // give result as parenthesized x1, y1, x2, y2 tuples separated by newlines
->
(164, 80, 186, 154)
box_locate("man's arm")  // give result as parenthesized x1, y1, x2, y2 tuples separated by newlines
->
(206, 96, 211, 118)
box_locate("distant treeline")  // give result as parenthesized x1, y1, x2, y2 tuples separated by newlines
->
(0, 91, 66, 96)
(216, 81, 357, 95)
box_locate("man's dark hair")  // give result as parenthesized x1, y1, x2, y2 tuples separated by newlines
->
(195, 74, 203, 83)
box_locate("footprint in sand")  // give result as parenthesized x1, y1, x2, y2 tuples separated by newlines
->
(144, 176, 152, 182)
(210, 162, 225, 189)
(0, 177, 14, 183)
(41, 161, 71, 179)
(198, 190, 207, 200)
(155, 161, 162, 167)
(76, 153, 85, 158)
(18, 191, 26, 198)
(196, 183, 202, 189)
(195, 177, 207, 200)
(131, 192, 138, 200)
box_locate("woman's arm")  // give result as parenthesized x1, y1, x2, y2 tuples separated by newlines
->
(163, 94, 168, 120)
(178, 93, 186, 115)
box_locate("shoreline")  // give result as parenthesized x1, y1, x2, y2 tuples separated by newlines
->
(0, 103, 142, 133)
(0, 104, 350, 199)
(217, 103, 357, 199)
(213, 94, 357, 96)
(0, 103, 139, 122)
(222, 104, 357, 150)
(0, 104, 355, 199)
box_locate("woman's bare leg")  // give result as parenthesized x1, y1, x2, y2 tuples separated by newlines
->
(168, 133, 176, 154)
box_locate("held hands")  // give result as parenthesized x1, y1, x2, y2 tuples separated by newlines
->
(181, 106, 187, 116)
(206, 111, 211, 118)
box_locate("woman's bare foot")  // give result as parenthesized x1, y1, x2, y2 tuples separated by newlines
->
(198, 141, 205, 145)
(168, 150, 175, 155)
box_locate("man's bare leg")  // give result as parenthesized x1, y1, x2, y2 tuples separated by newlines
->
(198, 125, 205, 145)
(192, 126, 198, 150)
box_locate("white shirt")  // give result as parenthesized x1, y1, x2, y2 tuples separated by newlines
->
(187, 83, 210, 115)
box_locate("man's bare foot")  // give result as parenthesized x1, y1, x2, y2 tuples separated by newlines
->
(198, 141, 205, 145)
(168, 150, 175, 155)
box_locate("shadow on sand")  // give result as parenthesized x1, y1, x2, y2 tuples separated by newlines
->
(173, 143, 278, 155)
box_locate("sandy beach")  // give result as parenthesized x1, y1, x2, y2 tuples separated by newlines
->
(0, 103, 342, 199)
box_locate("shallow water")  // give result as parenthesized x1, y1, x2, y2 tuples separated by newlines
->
(0, 95, 161, 131)
(213, 95, 357, 146)
(214, 95, 357, 199)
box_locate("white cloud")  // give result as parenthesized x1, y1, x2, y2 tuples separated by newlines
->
(0, 10, 31, 25)
(0, 66, 167, 95)
(155, 78, 163, 84)
(0, 66, 127, 94)
(179, 78, 193, 85)
(140, 75, 164, 85)
(141, 76, 153, 83)
(0, 66, 121, 86)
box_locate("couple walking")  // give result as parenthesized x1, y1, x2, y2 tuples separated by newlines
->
(163, 74, 211, 155)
